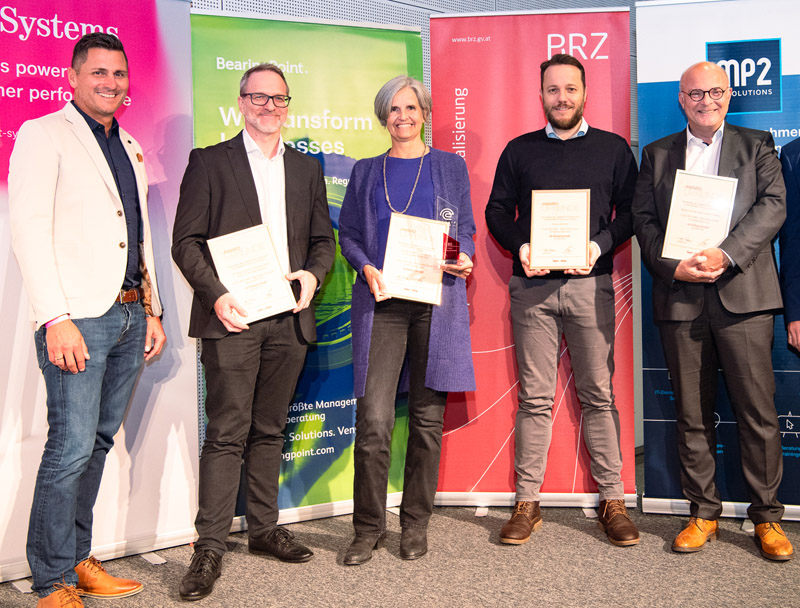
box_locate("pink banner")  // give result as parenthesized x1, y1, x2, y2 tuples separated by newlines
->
(1, 0, 197, 580)
(431, 11, 635, 500)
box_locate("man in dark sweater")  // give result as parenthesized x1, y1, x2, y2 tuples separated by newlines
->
(485, 53, 639, 547)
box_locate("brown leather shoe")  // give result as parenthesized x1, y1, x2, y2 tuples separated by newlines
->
(74, 556, 143, 598)
(499, 501, 542, 544)
(672, 517, 718, 552)
(597, 499, 640, 546)
(755, 522, 794, 561)
(37, 583, 84, 607)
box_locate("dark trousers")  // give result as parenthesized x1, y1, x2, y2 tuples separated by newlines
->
(195, 313, 307, 554)
(352, 299, 447, 536)
(658, 284, 784, 523)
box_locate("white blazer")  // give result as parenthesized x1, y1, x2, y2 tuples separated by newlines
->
(9, 102, 162, 328)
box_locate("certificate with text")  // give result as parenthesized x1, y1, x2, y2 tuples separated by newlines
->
(661, 170, 737, 260)
(382, 213, 447, 306)
(207, 224, 297, 323)
(529, 189, 590, 270)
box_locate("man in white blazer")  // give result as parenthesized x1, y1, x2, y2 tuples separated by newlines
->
(9, 33, 165, 608)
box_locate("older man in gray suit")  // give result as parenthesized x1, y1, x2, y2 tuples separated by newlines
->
(633, 61, 792, 561)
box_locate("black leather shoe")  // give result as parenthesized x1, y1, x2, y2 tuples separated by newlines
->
(249, 527, 314, 563)
(344, 534, 385, 566)
(400, 528, 428, 560)
(179, 550, 222, 601)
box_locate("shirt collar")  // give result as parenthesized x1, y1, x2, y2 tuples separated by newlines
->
(71, 100, 119, 136)
(242, 127, 285, 160)
(686, 121, 725, 146)
(546, 117, 589, 140)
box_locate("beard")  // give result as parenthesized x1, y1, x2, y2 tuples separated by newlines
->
(545, 102, 584, 132)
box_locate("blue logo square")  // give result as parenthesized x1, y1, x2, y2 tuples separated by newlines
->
(707, 39, 781, 114)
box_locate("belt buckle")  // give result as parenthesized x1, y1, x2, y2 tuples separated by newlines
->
(118, 288, 139, 304)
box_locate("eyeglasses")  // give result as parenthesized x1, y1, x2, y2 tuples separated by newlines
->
(682, 87, 728, 102)
(242, 93, 291, 107)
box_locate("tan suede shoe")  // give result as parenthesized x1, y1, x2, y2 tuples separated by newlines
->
(672, 517, 718, 552)
(37, 583, 84, 607)
(755, 522, 794, 561)
(75, 556, 143, 598)
(499, 501, 542, 544)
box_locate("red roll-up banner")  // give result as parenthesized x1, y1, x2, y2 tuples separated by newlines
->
(431, 10, 635, 505)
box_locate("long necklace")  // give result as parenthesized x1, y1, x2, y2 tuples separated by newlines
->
(383, 146, 428, 214)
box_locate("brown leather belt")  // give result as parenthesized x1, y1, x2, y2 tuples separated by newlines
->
(117, 287, 142, 304)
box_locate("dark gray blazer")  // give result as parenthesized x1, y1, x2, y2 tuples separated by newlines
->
(632, 122, 786, 322)
(172, 131, 335, 341)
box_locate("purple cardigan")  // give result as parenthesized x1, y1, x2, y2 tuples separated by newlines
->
(339, 147, 477, 397)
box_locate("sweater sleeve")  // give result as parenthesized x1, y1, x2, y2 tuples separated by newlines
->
(593, 137, 637, 256)
(485, 142, 529, 254)
(338, 159, 374, 279)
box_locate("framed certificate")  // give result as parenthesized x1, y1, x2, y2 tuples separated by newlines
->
(382, 213, 448, 306)
(207, 224, 297, 323)
(529, 189, 590, 270)
(661, 170, 738, 260)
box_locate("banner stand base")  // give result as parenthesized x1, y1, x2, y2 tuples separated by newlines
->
(642, 497, 800, 521)
(435, 492, 637, 509)
(11, 580, 32, 594)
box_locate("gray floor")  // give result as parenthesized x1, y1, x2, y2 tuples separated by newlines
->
(3, 507, 799, 607)
(4, 454, 800, 608)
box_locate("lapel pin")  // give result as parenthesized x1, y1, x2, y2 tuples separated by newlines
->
(136, 153, 143, 162)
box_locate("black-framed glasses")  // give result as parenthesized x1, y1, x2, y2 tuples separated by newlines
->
(682, 87, 728, 102)
(242, 93, 291, 107)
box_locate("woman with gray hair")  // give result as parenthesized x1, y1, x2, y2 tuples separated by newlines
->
(338, 75, 476, 565)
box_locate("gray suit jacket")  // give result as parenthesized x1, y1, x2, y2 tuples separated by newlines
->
(632, 123, 786, 322)
(171, 131, 335, 340)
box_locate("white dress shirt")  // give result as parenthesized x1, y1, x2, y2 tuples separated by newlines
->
(685, 122, 733, 266)
(685, 122, 724, 176)
(243, 128, 290, 275)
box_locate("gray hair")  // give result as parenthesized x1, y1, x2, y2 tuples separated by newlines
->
(239, 62, 289, 96)
(374, 75, 431, 127)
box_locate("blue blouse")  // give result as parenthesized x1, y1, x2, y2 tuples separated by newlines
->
(374, 153, 434, 269)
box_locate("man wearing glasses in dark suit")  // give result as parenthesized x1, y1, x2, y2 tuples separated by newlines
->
(172, 63, 334, 601)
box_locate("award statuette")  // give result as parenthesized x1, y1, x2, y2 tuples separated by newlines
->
(436, 196, 460, 264)
(661, 170, 738, 260)
(381, 213, 448, 306)
(207, 224, 297, 323)
(528, 189, 590, 270)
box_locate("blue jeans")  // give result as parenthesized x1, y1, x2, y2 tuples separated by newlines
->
(28, 302, 146, 597)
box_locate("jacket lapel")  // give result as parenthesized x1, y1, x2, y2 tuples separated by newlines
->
(227, 132, 262, 225)
(120, 129, 148, 203)
(283, 148, 298, 248)
(717, 123, 739, 179)
(665, 130, 687, 197)
(64, 103, 121, 203)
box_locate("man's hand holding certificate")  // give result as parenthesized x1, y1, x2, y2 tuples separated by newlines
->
(528, 189, 591, 271)
(207, 225, 297, 329)
(661, 170, 738, 260)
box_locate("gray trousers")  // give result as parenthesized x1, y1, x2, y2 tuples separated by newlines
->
(658, 284, 784, 523)
(509, 273, 624, 501)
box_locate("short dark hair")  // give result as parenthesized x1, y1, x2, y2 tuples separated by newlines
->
(72, 32, 127, 70)
(540, 53, 586, 90)
(239, 63, 290, 97)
